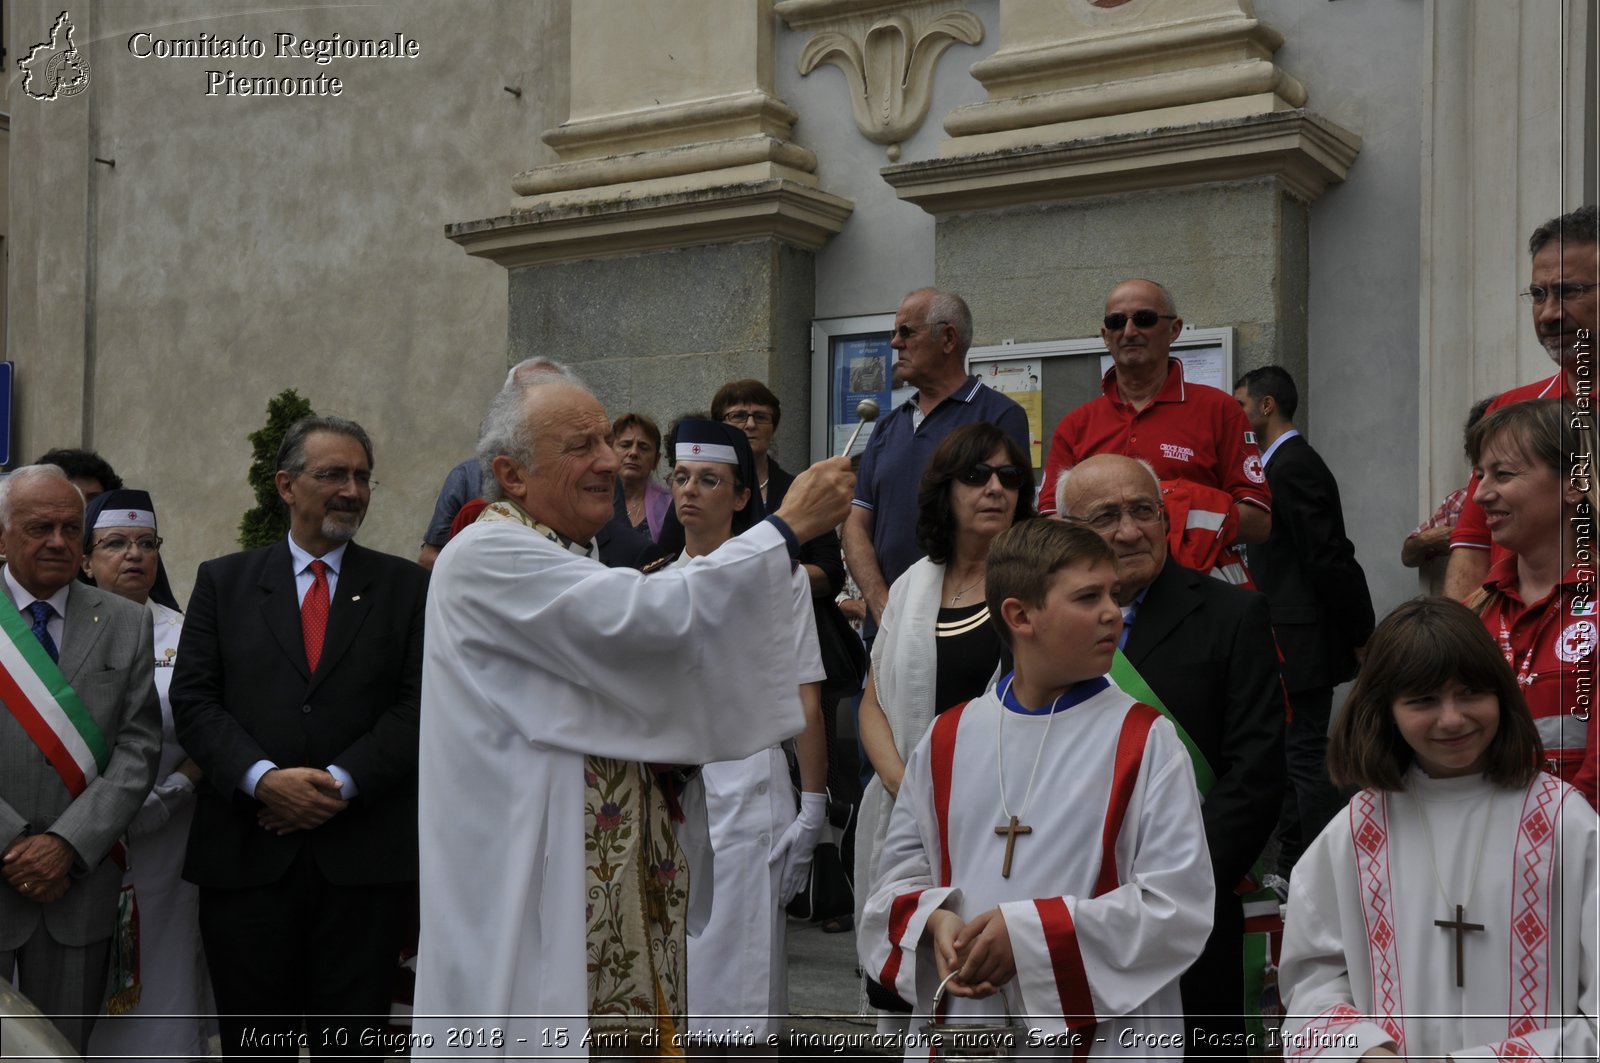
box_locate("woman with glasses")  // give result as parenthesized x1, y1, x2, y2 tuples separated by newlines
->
(81, 489, 215, 1062)
(852, 422, 1036, 1025)
(709, 379, 846, 599)
(669, 418, 830, 1051)
(611, 412, 671, 542)
(1464, 398, 1597, 808)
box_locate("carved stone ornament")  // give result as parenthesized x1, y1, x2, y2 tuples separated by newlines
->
(778, 1, 983, 160)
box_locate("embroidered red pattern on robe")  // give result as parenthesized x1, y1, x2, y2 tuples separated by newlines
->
(1508, 775, 1563, 1038)
(1350, 791, 1407, 1055)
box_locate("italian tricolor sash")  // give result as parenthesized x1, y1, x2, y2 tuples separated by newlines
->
(0, 599, 109, 792)
(0, 599, 141, 1013)
(1111, 649, 1284, 1052)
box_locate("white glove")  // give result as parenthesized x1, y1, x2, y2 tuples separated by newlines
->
(770, 791, 828, 905)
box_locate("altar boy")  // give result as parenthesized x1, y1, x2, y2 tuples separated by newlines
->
(858, 520, 1214, 1058)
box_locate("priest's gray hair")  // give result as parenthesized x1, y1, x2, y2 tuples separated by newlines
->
(0, 464, 82, 526)
(477, 359, 589, 502)
(1053, 456, 1160, 518)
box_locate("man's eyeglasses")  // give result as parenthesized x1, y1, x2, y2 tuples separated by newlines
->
(305, 466, 375, 489)
(1522, 283, 1600, 305)
(956, 463, 1025, 490)
(1062, 501, 1163, 533)
(722, 409, 774, 426)
(94, 535, 163, 555)
(670, 472, 731, 492)
(893, 320, 949, 340)
(1103, 310, 1177, 331)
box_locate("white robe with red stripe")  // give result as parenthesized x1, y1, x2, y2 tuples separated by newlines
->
(858, 680, 1214, 1058)
(1279, 769, 1598, 1061)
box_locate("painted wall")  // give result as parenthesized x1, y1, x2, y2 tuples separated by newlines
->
(776, 0, 1000, 321)
(9, 0, 568, 600)
(1256, 0, 1425, 617)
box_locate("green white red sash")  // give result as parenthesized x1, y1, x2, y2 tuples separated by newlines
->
(0, 598, 109, 791)
(0, 598, 141, 1013)
(1111, 649, 1284, 1049)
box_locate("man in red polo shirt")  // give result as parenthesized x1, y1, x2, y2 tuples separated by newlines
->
(1039, 279, 1271, 574)
(1444, 205, 1598, 600)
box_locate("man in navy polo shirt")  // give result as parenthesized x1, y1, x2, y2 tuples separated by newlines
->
(841, 288, 1029, 641)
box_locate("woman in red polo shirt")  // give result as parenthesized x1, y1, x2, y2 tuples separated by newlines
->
(1466, 398, 1597, 806)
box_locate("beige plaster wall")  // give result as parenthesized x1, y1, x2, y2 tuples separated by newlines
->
(9, 0, 569, 600)
(569, 0, 770, 122)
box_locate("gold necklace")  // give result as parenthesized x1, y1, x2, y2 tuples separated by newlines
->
(947, 568, 983, 604)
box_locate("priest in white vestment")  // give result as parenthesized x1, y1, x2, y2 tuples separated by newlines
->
(413, 374, 856, 1059)
(859, 520, 1214, 1059)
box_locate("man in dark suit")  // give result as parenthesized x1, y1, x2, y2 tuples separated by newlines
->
(173, 416, 427, 1060)
(1057, 453, 1284, 1059)
(1235, 367, 1374, 872)
(0, 464, 161, 1052)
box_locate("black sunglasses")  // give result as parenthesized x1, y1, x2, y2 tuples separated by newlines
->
(957, 463, 1024, 490)
(893, 319, 949, 340)
(1104, 310, 1177, 330)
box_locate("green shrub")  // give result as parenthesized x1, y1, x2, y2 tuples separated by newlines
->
(238, 389, 315, 549)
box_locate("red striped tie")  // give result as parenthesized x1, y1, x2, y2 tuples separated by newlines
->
(302, 559, 330, 672)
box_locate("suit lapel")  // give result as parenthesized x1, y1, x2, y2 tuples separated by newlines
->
(58, 582, 110, 683)
(1123, 561, 1201, 668)
(309, 542, 375, 692)
(258, 541, 311, 683)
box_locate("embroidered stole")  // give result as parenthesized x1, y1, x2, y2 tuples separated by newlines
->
(1340, 776, 1564, 1057)
(475, 502, 688, 1053)
(0, 597, 141, 1012)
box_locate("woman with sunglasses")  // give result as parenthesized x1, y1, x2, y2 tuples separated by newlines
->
(852, 422, 1035, 1025)
(80, 489, 216, 1062)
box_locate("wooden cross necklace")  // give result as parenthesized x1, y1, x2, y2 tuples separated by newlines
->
(1411, 786, 1496, 987)
(993, 678, 1061, 878)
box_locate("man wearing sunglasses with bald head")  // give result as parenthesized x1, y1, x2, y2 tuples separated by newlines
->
(1038, 279, 1272, 586)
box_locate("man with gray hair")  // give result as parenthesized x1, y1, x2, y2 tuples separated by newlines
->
(842, 287, 1029, 639)
(414, 369, 855, 1056)
(1056, 453, 1283, 1058)
(0, 464, 160, 1052)
(172, 415, 428, 1059)
(417, 357, 579, 568)
(1445, 203, 1598, 598)
(417, 357, 658, 569)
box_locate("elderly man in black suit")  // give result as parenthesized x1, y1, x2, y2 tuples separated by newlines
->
(1234, 367, 1373, 873)
(1057, 453, 1284, 1060)
(0, 464, 161, 1052)
(173, 416, 427, 1061)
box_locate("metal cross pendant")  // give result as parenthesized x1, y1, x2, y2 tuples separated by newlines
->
(1434, 903, 1485, 987)
(994, 815, 1032, 879)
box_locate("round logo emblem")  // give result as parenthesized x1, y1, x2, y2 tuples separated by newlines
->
(1557, 620, 1597, 663)
(1243, 455, 1265, 484)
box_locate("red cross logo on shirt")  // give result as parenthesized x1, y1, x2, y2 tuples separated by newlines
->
(1557, 621, 1596, 663)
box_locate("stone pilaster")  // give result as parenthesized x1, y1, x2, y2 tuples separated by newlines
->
(449, 0, 851, 444)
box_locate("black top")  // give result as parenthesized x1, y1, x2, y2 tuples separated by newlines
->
(933, 602, 1010, 715)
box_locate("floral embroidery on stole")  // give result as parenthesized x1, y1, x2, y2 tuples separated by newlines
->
(476, 502, 689, 1055)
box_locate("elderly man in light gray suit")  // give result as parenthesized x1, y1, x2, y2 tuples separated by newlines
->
(0, 464, 160, 1052)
